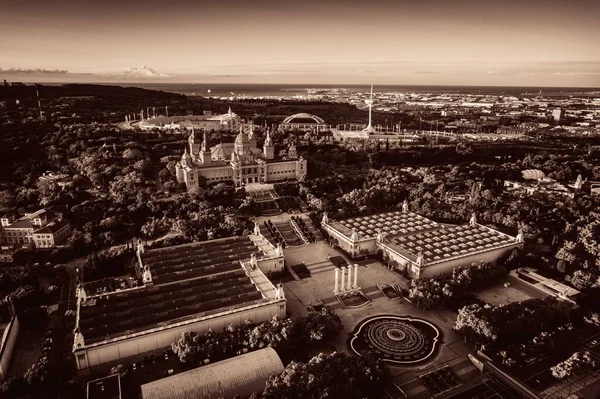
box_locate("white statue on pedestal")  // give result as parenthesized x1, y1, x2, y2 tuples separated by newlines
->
(143, 266, 153, 285)
(253, 222, 260, 236)
(416, 252, 425, 267)
(470, 213, 477, 226)
(402, 199, 409, 212)
(322, 212, 329, 224)
(516, 229, 524, 243)
(350, 229, 358, 243)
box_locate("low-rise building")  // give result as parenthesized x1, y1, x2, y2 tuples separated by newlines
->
(72, 235, 286, 374)
(140, 347, 284, 399)
(0, 209, 71, 248)
(38, 171, 70, 190)
(322, 203, 522, 279)
(137, 108, 241, 132)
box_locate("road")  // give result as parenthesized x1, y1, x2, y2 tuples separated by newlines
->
(55, 265, 79, 398)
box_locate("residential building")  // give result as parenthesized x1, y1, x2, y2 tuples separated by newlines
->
(0, 209, 71, 248)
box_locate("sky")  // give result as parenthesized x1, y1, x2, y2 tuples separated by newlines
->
(1, 0, 599, 87)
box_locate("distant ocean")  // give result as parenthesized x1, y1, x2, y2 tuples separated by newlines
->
(35, 82, 600, 97)
(92, 83, 600, 97)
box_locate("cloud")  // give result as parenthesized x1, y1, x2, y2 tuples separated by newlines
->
(553, 72, 600, 76)
(413, 71, 438, 74)
(121, 66, 170, 78)
(0, 67, 86, 76)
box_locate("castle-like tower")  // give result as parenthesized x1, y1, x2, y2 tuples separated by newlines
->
(199, 131, 212, 165)
(263, 131, 274, 160)
(188, 128, 201, 158)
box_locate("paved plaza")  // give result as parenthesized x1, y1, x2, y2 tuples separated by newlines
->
(282, 249, 482, 398)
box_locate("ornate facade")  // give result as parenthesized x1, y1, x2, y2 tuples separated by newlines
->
(175, 127, 307, 189)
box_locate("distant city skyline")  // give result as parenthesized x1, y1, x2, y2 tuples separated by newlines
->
(1, 0, 599, 87)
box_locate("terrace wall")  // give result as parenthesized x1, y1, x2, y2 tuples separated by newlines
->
(257, 257, 284, 274)
(417, 243, 521, 279)
(321, 223, 377, 256)
(77, 300, 285, 374)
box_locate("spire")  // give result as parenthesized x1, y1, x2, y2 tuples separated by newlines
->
(367, 83, 373, 130)
(181, 146, 192, 165)
(228, 107, 232, 116)
(202, 131, 208, 151)
(264, 130, 273, 147)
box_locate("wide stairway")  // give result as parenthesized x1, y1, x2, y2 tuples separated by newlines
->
(305, 260, 337, 275)
(297, 216, 324, 241)
(274, 221, 304, 247)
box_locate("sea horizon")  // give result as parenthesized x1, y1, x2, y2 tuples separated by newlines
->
(14, 81, 600, 97)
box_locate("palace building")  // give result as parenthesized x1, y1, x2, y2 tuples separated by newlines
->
(175, 126, 307, 189)
(72, 233, 286, 374)
(322, 202, 523, 279)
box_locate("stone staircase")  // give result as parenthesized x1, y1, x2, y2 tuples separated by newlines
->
(299, 216, 324, 241)
(305, 260, 336, 275)
(289, 218, 310, 245)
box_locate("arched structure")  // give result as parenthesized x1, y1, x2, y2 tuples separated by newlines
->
(280, 113, 328, 132)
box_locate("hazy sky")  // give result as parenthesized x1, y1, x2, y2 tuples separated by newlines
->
(1, 0, 599, 86)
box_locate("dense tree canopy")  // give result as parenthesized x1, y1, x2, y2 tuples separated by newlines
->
(261, 351, 388, 399)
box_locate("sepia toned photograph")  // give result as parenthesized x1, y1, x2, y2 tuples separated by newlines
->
(0, 0, 599, 398)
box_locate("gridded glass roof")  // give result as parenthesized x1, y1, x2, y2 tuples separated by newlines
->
(388, 224, 514, 263)
(332, 211, 516, 264)
(339, 211, 440, 240)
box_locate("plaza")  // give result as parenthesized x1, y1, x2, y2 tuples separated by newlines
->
(280, 243, 481, 398)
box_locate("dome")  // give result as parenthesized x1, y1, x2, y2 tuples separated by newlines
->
(282, 113, 325, 125)
(181, 148, 192, 165)
(235, 130, 249, 147)
(522, 169, 545, 180)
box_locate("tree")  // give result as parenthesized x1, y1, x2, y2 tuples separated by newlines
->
(171, 331, 203, 364)
(24, 357, 49, 385)
(551, 351, 595, 379)
(570, 270, 596, 291)
(262, 351, 388, 399)
(454, 298, 571, 346)
(290, 308, 343, 343)
(110, 364, 128, 378)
